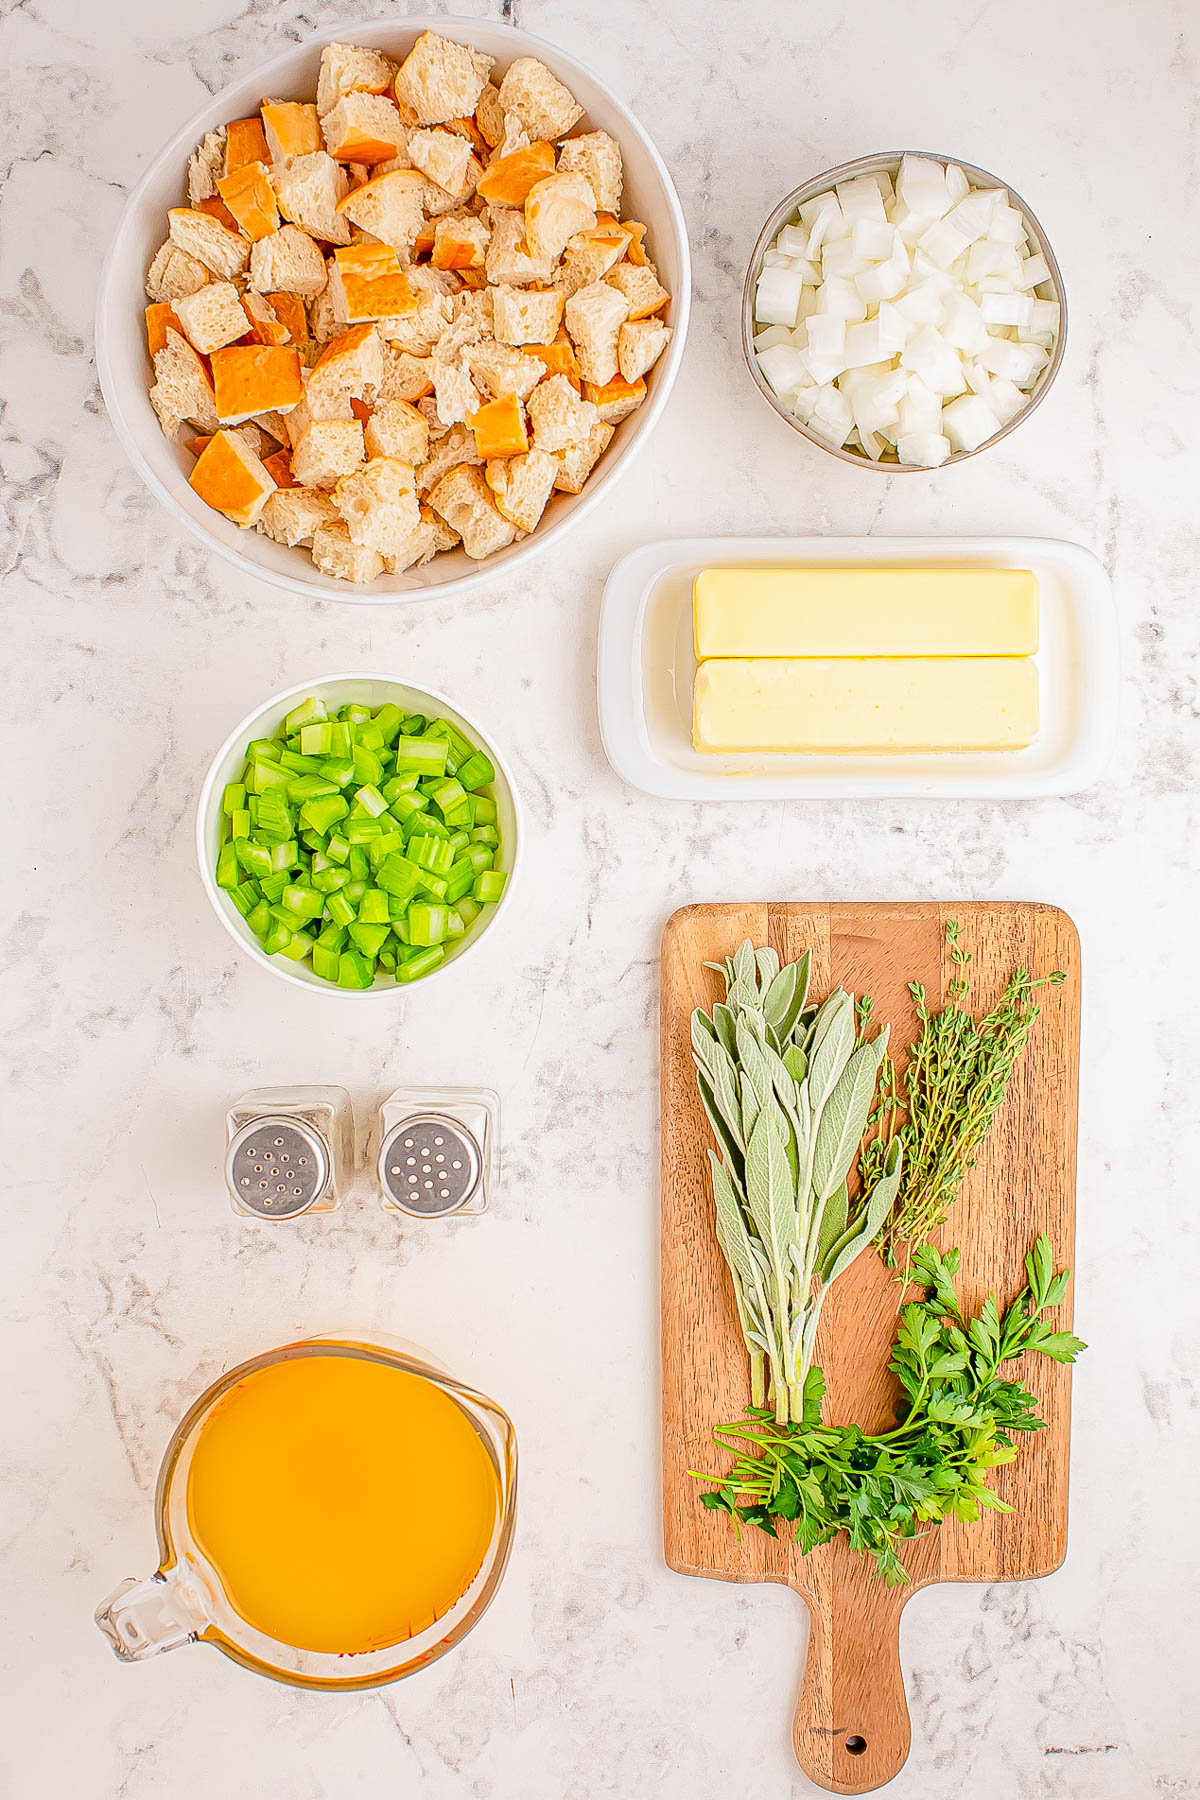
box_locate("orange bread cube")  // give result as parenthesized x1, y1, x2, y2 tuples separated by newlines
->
(145, 302, 182, 356)
(210, 344, 305, 423)
(261, 446, 296, 488)
(264, 291, 308, 343)
(583, 374, 646, 421)
(476, 140, 555, 207)
(321, 92, 407, 164)
(197, 194, 240, 233)
(431, 214, 489, 270)
(328, 244, 416, 323)
(241, 292, 290, 346)
(468, 393, 529, 458)
(261, 101, 322, 160)
(188, 427, 277, 526)
(217, 161, 280, 240)
(225, 115, 270, 171)
(623, 219, 649, 265)
(522, 331, 581, 390)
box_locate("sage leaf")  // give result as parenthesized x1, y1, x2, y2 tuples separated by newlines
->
(812, 1032, 889, 1202)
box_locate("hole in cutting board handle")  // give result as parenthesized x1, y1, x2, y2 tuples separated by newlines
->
(844, 1736, 868, 1756)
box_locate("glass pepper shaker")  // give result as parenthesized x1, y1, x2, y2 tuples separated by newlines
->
(374, 1086, 497, 1218)
(225, 1086, 355, 1219)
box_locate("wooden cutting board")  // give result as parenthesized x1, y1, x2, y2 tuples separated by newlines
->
(661, 902, 1080, 1795)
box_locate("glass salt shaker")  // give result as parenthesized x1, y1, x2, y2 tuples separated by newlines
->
(225, 1086, 355, 1220)
(374, 1086, 497, 1218)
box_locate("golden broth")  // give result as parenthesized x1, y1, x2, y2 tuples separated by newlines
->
(185, 1352, 499, 1655)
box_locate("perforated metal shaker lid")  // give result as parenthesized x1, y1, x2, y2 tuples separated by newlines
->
(378, 1112, 482, 1216)
(225, 1117, 328, 1219)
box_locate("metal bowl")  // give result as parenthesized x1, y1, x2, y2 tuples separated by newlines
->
(740, 151, 1067, 470)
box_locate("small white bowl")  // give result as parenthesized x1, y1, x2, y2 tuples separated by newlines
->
(196, 674, 522, 994)
(96, 16, 691, 604)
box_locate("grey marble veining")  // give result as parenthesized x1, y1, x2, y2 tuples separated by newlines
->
(2, 0, 1199, 1795)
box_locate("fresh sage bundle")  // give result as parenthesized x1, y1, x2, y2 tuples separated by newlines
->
(691, 941, 902, 1424)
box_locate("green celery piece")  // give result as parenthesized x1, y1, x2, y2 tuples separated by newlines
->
(229, 881, 260, 916)
(338, 949, 375, 989)
(343, 880, 366, 905)
(300, 794, 349, 836)
(269, 840, 299, 872)
(378, 945, 398, 971)
(247, 759, 292, 794)
(357, 722, 386, 752)
(395, 735, 448, 775)
(463, 843, 494, 873)
(318, 757, 356, 787)
(344, 817, 385, 843)
(374, 703, 403, 744)
(288, 774, 339, 802)
(279, 748, 322, 775)
(354, 783, 389, 818)
(474, 869, 507, 903)
(234, 838, 274, 879)
(448, 829, 470, 850)
(246, 900, 272, 938)
(259, 871, 289, 903)
(283, 697, 328, 734)
(230, 809, 251, 841)
(400, 714, 426, 734)
(366, 833, 404, 871)
(445, 907, 466, 939)
(326, 833, 350, 864)
(278, 930, 314, 962)
(358, 889, 390, 924)
(353, 743, 384, 786)
(388, 791, 428, 825)
(312, 943, 341, 982)
(472, 795, 497, 825)
(264, 919, 293, 954)
(415, 873, 448, 901)
(348, 920, 390, 957)
(429, 777, 467, 817)
(216, 840, 241, 889)
(312, 866, 349, 894)
(328, 721, 352, 758)
(317, 921, 347, 952)
(222, 781, 247, 816)
(409, 902, 449, 946)
(391, 909, 411, 942)
(455, 751, 495, 791)
(327, 891, 356, 928)
(471, 825, 500, 847)
(410, 833, 454, 876)
(456, 895, 481, 927)
(406, 813, 450, 841)
(246, 737, 282, 762)
(445, 858, 476, 904)
(377, 853, 422, 902)
(345, 703, 372, 725)
(397, 944, 445, 982)
(347, 848, 369, 882)
(299, 831, 323, 854)
(282, 885, 324, 921)
(300, 722, 334, 756)
(382, 771, 421, 800)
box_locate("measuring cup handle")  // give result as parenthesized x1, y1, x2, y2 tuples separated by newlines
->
(95, 1572, 201, 1662)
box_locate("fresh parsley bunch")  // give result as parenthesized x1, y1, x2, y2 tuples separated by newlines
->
(693, 1236, 1085, 1584)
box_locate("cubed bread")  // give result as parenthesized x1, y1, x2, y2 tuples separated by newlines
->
(307, 323, 385, 412)
(309, 519, 384, 582)
(167, 207, 250, 280)
(249, 225, 327, 297)
(468, 393, 529, 458)
(363, 397, 428, 464)
(146, 241, 211, 304)
(211, 344, 305, 425)
(150, 327, 219, 437)
(291, 417, 366, 487)
(378, 343, 435, 401)
(394, 31, 494, 126)
(583, 374, 646, 422)
(476, 141, 556, 208)
(618, 317, 671, 383)
(307, 282, 340, 344)
(564, 279, 629, 385)
(605, 260, 670, 319)
(492, 283, 565, 347)
(427, 462, 516, 559)
(241, 290, 290, 346)
(553, 418, 613, 492)
(317, 42, 396, 117)
(555, 221, 629, 297)
(381, 517, 441, 573)
(431, 213, 490, 271)
(377, 286, 451, 356)
(271, 152, 351, 244)
(498, 57, 583, 140)
(333, 456, 421, 554)
(484, 208, 555, 286)
(261, 101, 322, 161)
(467, 339, 542, 401)
(328, 244, 416, 323)
(224, 116, 270, 173)
(174, 281, 251, 355)
(431, 353, 481, 426)
(526, 372, 600, 451)
(556, 131, 623, 214)
(188, 428, 277, 526)
(187, 132, 225, 204)
(416, 422, 480, 493)
(336, 168, 427, 256)
(264, 290, 308, 343)
(258, 486, 339, 546)
(486, 446, 557, 531)
(524, 171, 596, 263)
(144, 301, 181, 356)
(422, 503, 461, 550)
(261, 446, 295, 488)
(216, 161, 279, 240)
(322, 92, 407, 164)
(474, 83, 506, 148)
(407, 127, 473, 198)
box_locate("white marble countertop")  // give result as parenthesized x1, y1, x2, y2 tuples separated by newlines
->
(3, 0, 1198, 1795)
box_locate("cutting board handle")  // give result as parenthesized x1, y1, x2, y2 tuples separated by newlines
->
(790, 1575, 912, 1794)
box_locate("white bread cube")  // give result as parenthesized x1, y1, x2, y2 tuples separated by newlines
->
(381, 518, 440, 573)
(250, 226, 327, 297)
(486, 447, 557, 532)
(307, 324, 385, 412)
(378, 287, 452, 356)
(555, 223, 628, 298)
(272, 152, 351, 244)
(475, 83, 506, 147)
(310, 520, 384, 582)
(565, 280, 629, 385)
(167, 207, 249, 281)
(187, 132, 225, 204)
(321, 93, 407, 165)
(526, 373, 600, 452)
(524, 172, 596, 263)
(407, 127, 473, 198)
(498, 56, 583, 140)
(556, 131, 623, 213)
(150, 328, 218, 437)
(394, 30, 494, 126)
(484, 208, 555, 286)
(492, 283, 565, 347)
(431, 353, 482, 426)
(431, 212, 491, 271)
(333, 456, 421, 553)
(317, 42, 395, 117)
(427, 463, 517, 559)
(291, 417, 365, 487)
(618, 317, 671, 383)
(307, 282, 340, 344)
(604, 261, 669, 320)
(337, 169, 427, 256)
(364, 398, 429, 464)
(416, 423, 480, 494)
(258, 486, 339, 546)
(466, 339, 542, 401)
(174, 281, 250, 356)
(377, 344, 435, 402)
(146, 241, 210, 304)
(552, 419, 613, 492)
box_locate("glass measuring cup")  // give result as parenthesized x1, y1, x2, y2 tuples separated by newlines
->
(95, 1336, 517, 1690)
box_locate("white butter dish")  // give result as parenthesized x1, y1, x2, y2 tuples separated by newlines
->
(596, 536, 1118, 799)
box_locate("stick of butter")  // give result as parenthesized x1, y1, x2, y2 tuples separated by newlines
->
(693, 569, 1039, 658)
(692, 658, 1039, 753)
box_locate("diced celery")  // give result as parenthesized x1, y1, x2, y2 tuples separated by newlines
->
(300, 722, 334, 756)
(283, 697, 328, 734)
(445, 858, 477, 904)
(445, 907, 466, 939)
(346, 704, 372, 725)
(348, 920, 390, 957)
(409, 903, 449, 945)
(264, 919, 293, 954)
(300, 794, 349, 835)
(347, 847, 369, 882)
(326, 833, 350, 864)
(338, 949, 374, 989)
(328, 721, 352, 758)
(471, 825, 500, 847)
(374, 704, 403, 744)
(246, 737, 282, 762)
(230, 809, 251, 841)
(279, 929, 314, 962)
(312, 866, 349, 894)
(382, 771, 421, 801)
(406, 814, 450, 841)
(409, 833, 455, 876)
(377, 853, 422, 902)
(259, 871, 289, 903)
(246, 900, 272, 938)
(474, 869, 507, 903)
(394, 735, 448, 775)
(429, 777, 467, 818)
(353, 744, 384, 786)
(327, 891, 356, 928)
(455, 751, 495, 791)
(415, 873, 448, 901)
(221, 782, 247, 816)
(279, 749, 322, 775)
(344, 817, 385, 843)
(472, 795, 497, 825)
(388, 791, 428, 825)
(358, 889, 390, 924)
(269, 840, 298, 872)
(397, 945, 445, 981)
(456, 895, 481, 927)
(282, 885, 324, 920)
(463, 843, 494, 873)
(312, 943, 341, 982)
(317, 922, 347, 952)
(318, 757, 355, 787)
(234, 838, 274, 879)
(353, 784, 389, 818)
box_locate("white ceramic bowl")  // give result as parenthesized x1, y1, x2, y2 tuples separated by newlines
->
(196, 674, 522, 993)
(97, 16, 691, 603)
